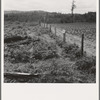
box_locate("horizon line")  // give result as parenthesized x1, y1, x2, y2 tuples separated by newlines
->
(4, 9, 96, 14)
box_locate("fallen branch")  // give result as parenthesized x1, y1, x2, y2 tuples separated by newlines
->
(4, 72, 40, 79)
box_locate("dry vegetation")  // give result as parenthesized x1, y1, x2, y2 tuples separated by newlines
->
(4, 21, 96, 83)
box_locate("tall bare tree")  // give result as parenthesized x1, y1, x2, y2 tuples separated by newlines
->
(71, 0, 76, 22)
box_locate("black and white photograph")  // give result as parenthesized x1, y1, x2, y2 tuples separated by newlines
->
(4, 0, 96, 83)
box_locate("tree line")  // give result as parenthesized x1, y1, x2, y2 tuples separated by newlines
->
(4, 11, 96, 23)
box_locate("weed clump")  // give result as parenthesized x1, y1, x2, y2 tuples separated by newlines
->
(10, 49, 31, 63)
(61, 43, 84, 60)
(75, 56, 96, 71)
(31, 39, 58, 60)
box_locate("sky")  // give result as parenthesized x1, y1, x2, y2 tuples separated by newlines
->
(4, 0, 97, 14)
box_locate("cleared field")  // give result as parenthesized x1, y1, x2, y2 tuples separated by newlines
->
(4, 21, 96, 83)
(51, 23, 96, 42)
(50, 23, 96, 56)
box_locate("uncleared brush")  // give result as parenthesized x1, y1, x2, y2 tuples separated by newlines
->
(55, 36, 64, 47)
(89, 66, 96, 75)
(10, 49, 31, 63)
(37, 60, 74, 83)
(62, 43, 79, 54)
(75, 56, 96, 71)
(31, 39, 58, 60)
(4, 21, 96, 83)
(61, 43, 85, 60)
(36, 27, 50, 36)
(4, 28, 28, 43)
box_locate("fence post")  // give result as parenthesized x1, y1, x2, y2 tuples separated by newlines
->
(40, 23, 41, 27)
(47, 24, 48, 28)
(43, 23, 44, 27)
(50, 25, 51, 32)
(47, 24, 49, 28)
(63, 32, 66, 43)
(40, 22, 41, 26)
(46, 24, 47, 28)
(45, 23, 47, 28)
(46, 23, 47, 28)
(55, 27, 56, 36)
(39, 21, 41, 26)
(81, 34, 84, 56)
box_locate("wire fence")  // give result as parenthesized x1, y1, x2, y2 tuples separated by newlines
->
(40, 22, 84, 56)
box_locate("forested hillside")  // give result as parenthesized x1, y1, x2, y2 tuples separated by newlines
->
(4, 11, 96, 23)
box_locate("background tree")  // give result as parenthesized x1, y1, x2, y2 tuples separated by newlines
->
(71, 0, 76, 22)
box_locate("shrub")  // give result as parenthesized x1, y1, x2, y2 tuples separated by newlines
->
(55, 37, 64, 47)
(31, 40, 58, 60)
(88, 66, 96, 74)
(38, 28, 50, 35)
(61, 43, 84, 59)
(62, 43, 79, 54)
(10, 49, 31, 63)
(76, 56, 96, 70)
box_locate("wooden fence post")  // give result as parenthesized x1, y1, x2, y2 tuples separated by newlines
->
(46, 23, 47, 28)
(81, 34, 84, 56)
(50, 25, 51, 32)
(55, 27, 56, 36)
(42, 23, 43, 27)
(40, 22, 41, 26)
(63, 32, 66, 43)
(46, 24, 47, 28)
(47, 23, 48, 28)
(45, 23, 46, 28)
(39, 21, 41, 26)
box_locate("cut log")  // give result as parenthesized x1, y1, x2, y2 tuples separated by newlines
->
(4, 72, 40, 79)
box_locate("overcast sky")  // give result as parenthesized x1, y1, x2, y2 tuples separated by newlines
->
(4, 0, 96, 14)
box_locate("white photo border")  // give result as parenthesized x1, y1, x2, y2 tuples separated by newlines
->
(1, 0, 99, 100)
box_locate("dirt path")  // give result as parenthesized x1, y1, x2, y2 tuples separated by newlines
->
(50, 26, 96, 57)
